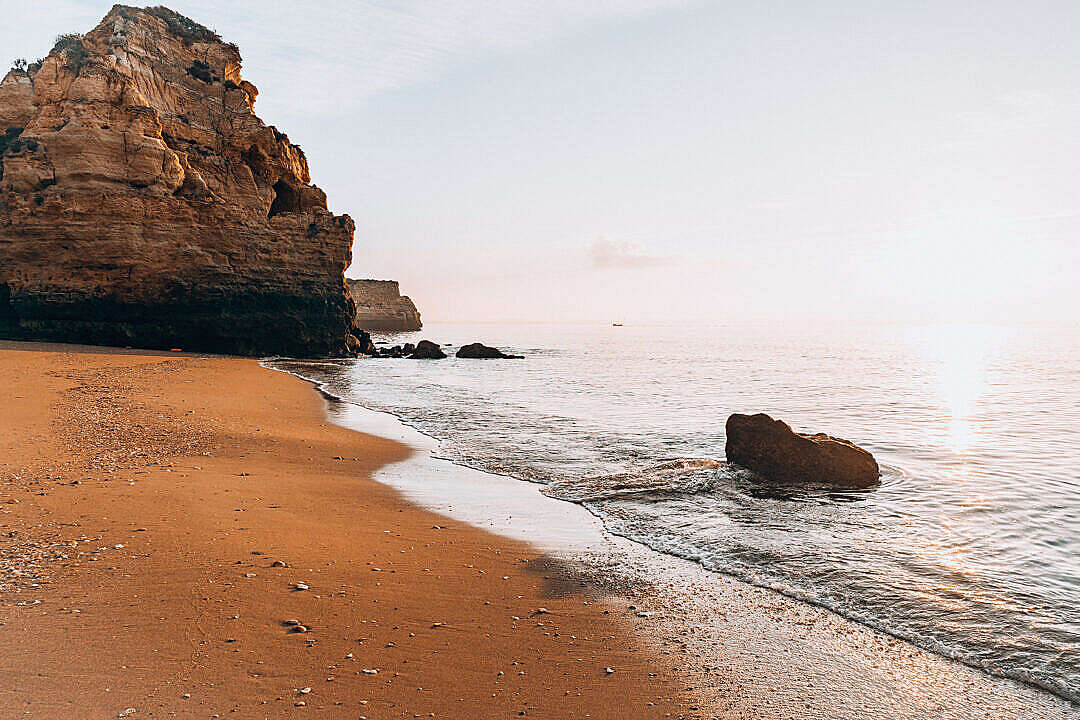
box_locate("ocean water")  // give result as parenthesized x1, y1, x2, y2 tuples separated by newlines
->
(272, 321, 1080, 704)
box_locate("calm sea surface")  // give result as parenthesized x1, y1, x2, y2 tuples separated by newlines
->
(273, 321, 1080, 703)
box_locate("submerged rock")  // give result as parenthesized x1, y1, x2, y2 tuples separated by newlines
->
(456, 342, 523, 359)
(408, 340, 446, 359)
(725, 413, 879, 489)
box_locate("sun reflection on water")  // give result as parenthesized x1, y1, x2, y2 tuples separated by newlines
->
(918, 324, 1007, 456)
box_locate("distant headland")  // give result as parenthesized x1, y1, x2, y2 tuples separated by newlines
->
(347, 279, 422, 332)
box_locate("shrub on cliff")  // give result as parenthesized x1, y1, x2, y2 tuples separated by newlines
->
(52, 33, 88, 71)
(185, 60, 219, 84)
(0, 127, 23, 159)
(0, 128, 24, 181)
(10, 58, 27, 73)
(145, 6, 221, 44)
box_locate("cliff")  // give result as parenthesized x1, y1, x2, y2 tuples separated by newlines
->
(347, 279, 422, 331)
(0, 5, 361, 356)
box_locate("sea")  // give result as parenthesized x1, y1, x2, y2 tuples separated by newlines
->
(271, 321, 1080, 705)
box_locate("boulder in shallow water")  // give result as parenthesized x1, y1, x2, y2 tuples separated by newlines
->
(408, 340, 446, 359)
(456, 342, 523, 359)
(725, 413, 879, 489)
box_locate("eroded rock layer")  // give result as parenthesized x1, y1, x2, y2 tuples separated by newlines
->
(347, 279, 422, 331)
(0, 6, 358, 356)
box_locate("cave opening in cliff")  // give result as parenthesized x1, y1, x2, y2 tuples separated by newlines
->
(268, 180, 300, 218)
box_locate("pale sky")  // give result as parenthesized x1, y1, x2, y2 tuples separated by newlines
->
(4, 1, 1078, 324)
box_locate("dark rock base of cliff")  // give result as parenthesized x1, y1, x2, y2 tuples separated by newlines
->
(0, 286, 355, 357)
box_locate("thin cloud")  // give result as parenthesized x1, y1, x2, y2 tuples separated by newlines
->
(589, 237, 674, 269)
(154, 0, 692, 112)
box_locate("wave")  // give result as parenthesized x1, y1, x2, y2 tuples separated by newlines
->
(544, 458, 734, 502)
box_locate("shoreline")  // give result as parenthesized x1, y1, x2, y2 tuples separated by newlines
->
(268, 358, 1080, 719)
(1, 340, 1075, 719)
(0, 341, 698, 718)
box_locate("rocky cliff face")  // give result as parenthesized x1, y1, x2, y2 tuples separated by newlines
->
(0, 6, 359, 356)
(347, 279, 422, 331)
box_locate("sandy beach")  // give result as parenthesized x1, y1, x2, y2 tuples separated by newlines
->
(3, 340, 1077, 720)
(0, 341, 698, 718)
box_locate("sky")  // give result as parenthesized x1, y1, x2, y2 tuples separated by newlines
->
(3, 1, 1079, 324)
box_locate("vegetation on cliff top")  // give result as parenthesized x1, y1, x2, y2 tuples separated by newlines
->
(29, 8, 230, 78)
(143, 6, 221, 44)
(52, 33, 89, 71)
(7, 57, 42, 77)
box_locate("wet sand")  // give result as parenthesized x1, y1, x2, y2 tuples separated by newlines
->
(0, 342, 699, 718)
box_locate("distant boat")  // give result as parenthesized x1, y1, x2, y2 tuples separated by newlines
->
(612, 322, 623, 327)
